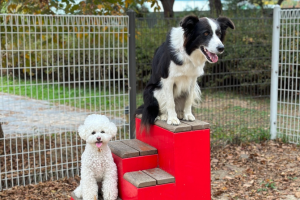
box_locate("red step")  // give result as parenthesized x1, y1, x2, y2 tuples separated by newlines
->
(109, 139, 159, 199)
(136, 116, 211, 200)
(121, 168, 176, 200)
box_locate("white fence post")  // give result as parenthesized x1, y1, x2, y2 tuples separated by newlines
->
(270, 5, 281, 140)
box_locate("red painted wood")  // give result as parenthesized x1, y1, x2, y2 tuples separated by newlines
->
(122, 179, 176, 200)
(138, 183, 176, 200)
(112, 153, 158, 199)
(136, 118, 211, 200)
(135, 119, 176, 175)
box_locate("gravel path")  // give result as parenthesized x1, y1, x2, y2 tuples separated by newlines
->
(0, 93, 126, 137)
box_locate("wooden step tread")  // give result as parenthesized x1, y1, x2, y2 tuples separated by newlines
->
(124, 171, 156, 188)
(136, 114, 209, 133)
(122, 139, 157, 156)
(108, 141, 139, 158)
(143, 168, 175, 185)
(70, 191, 122, 200)
(109, 139, 157, 158)
(124, 168, 175, 188)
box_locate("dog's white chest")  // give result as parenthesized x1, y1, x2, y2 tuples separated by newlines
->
(168, 61, 204, 96)
(169, 59, 204, 78)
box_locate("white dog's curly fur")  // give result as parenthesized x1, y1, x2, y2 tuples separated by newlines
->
(74, 114, 118, 200)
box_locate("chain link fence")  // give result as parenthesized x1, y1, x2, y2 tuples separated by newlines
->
(0, 14, 129, 190)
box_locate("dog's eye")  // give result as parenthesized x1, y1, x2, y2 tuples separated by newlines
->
(204, 32, 209, 36)
(216, 32, 221, 37)
(101, 131, 105, 133)
(92, 131, 96, 135)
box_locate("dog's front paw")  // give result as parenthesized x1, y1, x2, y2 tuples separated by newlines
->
(167, 117, 181, 125)
(156, 114, 168, 121)
(155, 114, 167, 122)
(183, 113, 195, 121)
(160, 114, 168, 121)
(73, 187, 82, 198)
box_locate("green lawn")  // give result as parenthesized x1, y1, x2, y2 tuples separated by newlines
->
(0, 76, 129, 112)
(1, 75, 273, 144)
(136, 89, 271, 144)
(193, 91, 271, 144)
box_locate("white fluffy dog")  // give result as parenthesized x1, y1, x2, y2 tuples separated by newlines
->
(73, 114, 118, 200)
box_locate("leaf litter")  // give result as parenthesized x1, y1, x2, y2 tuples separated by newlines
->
(0, 176, 80, 200)
(211, 140, 300, 200)
(0, 140, 299, 199)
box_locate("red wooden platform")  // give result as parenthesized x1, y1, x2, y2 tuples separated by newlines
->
(71, 117, 210, 200)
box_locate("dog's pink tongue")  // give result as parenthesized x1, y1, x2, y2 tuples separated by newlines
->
(96, 142, 102, 148)
(207, 51, 218, 63)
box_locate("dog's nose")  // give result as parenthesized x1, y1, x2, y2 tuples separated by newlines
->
(217, 45, 224, 52)
(97, 137, 101, 141)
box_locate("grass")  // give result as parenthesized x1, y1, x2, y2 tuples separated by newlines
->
(137, 89, 272, 144)
(193, 90, 271, 144)
(0, 76, 129, 112)
(1, 75, 273, 144)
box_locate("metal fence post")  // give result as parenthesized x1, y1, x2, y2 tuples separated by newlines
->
(270, 5, 280, 140)
(128, 10, 136, 139)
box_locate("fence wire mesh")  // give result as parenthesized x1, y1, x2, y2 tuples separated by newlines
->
(277, 9, 300, 144)
(0, 14, 129, 190)
(135, 15, 272, 146)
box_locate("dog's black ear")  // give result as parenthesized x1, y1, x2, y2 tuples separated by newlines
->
(216, 17, 235, 42)
(180, 15, 199, 35)
(216, 17, 235, 30)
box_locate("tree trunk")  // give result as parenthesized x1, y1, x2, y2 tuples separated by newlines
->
(277, 0, 284, 5)
(0, 123, 4, 139)
(161, 0, 174, 18)
(209, 0, 222, 16)
(258, 1, 265, 15)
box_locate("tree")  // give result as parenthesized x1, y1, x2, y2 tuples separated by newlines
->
(209, 0, 223, 16)
(160, 0, 174, 18)
(248, 0, 286, 15)
(0, 0, 160, 15)
(249, 0, 264, 13)
(0, 123, 3, 139)
(277, 0, 285, 5)
(0, 0, 52, 14)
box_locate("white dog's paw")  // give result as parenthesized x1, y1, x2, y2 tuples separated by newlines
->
(155, 116, 160, 121)
(167, 117, 181, 125)
(160, 114, 168, 121)
(73, 187, 82, 198)
(183, 113, 195, 121)
(155, 114, 168, 121)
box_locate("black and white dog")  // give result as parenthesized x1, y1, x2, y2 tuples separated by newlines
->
(136, 15, 235, 129)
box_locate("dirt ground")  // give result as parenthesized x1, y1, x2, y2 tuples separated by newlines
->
(211, 140, 300, 200)
(0, 140, 300, 200)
